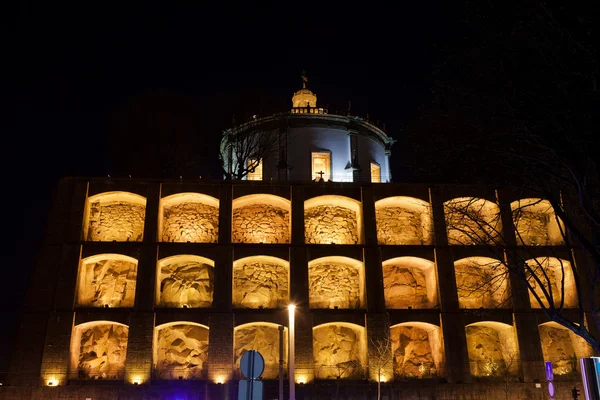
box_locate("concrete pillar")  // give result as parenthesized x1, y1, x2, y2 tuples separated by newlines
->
(362, 186, 385, 313)
(430, 187, 471, 383)
(39, 311, 74, 387)
(207, 313, 234, 383)
(124, 312, 154, 385)
(290, 247, 308, 307)
(53, 244, 81, 310)
(213, 247, 233, 311)
(135, 245, 157, 311)
(366, 313, 392, 382)
(218, 185, 232, 245)
(291, 185, 305, 245)
(142, 183, 160, 243)
(294, 310, 314, 384)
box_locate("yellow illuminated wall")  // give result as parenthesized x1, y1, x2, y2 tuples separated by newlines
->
(153, 322, 209, 379)
(465, 322, 519, 377)
(375, 197, 433, 245)
(83, 192, 146, 242)
(234, 323, 287, 379)
(454, 257, 510, 309)
(156, 255, 214, 308)
(304, 195, 362, 244)
(390, 322, 444, 379)
(313, 323, 366, 379)
(444, 197, 502, 245)
(511, 199, 564, 246)
(382, 257, 438, 309)
(232, 256, 289, 309)
(159, 193, 219, 243)
(526, 257, 577, 309)
(232, 194, 290, 244)
(308, 256, 364, 309)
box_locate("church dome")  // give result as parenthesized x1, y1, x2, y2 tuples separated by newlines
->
(292, 73, 317, 108)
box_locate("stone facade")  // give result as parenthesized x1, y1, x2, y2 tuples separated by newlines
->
(383, 262, 434, 309)
(512, 199, 564, 246)
(234, 324, 286, 379)
(86, 201, 145, 242)
(313, 324, 365, 379)
(308, 260, 362, 309)
(73, 323, 128, 379)
(465, 325, 518, 377)
(539, 324, 577, 376)
(154, 324, 209, 379)
(77, 257, 137, 307)
(157, 258, 214, 308)
(455, 258, 510, 309)
(376, 207, 432, 245)
(232, 258, 289, 308)
(304, 205, 359, 244)
(232, 204, 290, 244)
(444, 198, 502, 245)
(391, 326, 437, 378)
(161, 202, 219, 243)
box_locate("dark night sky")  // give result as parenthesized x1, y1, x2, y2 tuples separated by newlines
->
(4, 1, 595, 373)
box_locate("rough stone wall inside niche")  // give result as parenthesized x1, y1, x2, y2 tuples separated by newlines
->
(445, 202, 501, 245)
(376, 207, 431, 245)
(513, 211, 552, 245)
(313, 325, 364, 379)
(155, 325, 209, 379)
(383, 265, 430, 309)
(455, 261, 509, 308)
(87, 202, 145, 241)
(309, 262, 361, 309)
(304, 205, 358, 244)
(233, 261, 289, 308)
(76, 324, 128, 379)
(234, 325, 286, 379)
(232, 204, 290, 244)
(539, 325, 578, 376)
(158, 261, 213, 307)
(162, 203, 219, 242)
(78, 259, 137, 307)
(391, 326, 437, 378)
(465, 326, 509, 377)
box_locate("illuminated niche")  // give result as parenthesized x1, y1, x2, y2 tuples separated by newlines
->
(156, 255, 214, 308)
(234, 323, 288, 379)
(313, 323, 366, 379)
(232, 256, 289, 308)
(539, 322, 593, 376)
(454, 257, 510, 309)
(526, 257, 577, 308)
(308, 256, 365, 309)
(70, 321, 128, 379)
(390, 322, 444, 379)
(444, 197, 502, 245)
(153, 322, 209, 379)
(231, 194, 290, 244)
(375, 197, 433, 245)
(382, 257, 438, 309)
(304, 195, 362, 244)
(465, 322, 520, 377)
(159, 193, 219, 243)
(511, 199, 564, 246)
(83, 191, 146, 242)
(370, 162, 381, 183)
(247, 158, 263, 181)
(312, 152, 331, 181)
(76, 254, 138, 308)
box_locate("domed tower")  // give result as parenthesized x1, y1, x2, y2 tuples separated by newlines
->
(220, 74, 395, 183)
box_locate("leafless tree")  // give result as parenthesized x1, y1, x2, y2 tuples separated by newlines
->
(369, 330, 393, 400)
(219, 118, 282, 180)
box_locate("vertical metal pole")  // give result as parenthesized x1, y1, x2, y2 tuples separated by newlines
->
(580, 357, 600, 400)
(279, 325, 284, 400)
(288, 305, 296, 400)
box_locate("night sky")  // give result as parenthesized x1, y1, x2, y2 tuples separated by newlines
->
(4, 2, 596, 373)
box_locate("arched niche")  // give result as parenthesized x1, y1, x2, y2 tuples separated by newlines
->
(159, 193, 219, 243)
(232, 194, 291, 244)
(76, 254, 138, 308)
(313, 322, 366, 379)
(390, 322, 444, 379)
(234, 322, 288, 380)
(444, 197, 502, 245)
(83, 191, 146, 242)
(232, 256, 289, 309)
(539, 322, 593, 376)
(382, 257, 438, 309)
(375, 197, 433, 245)
(153, 322, 209, 379)
(454, 257, 510, 309)
(308, 256, 365, 309)
(70, 321, 129, 379)
(511, 199, 564, 246)
(465, 322, 520, 377)
(304, 195, 363, 244)
(156, 255, 214, 308)
(526, 257, 577, 308)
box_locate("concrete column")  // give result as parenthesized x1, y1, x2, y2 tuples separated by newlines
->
(218, 185, 232, 245)
(364, 247, 385, 313)
(361, 186, 377, 247)
(53, 244, 81, 311)
(294, 310, 314, 384)
(124, 312, 154, 385)
(135, 245, 157, 311)
(213, 247, 233, 311)
(513, 313, 546, 382)
(291, 185, 305, 245)
(440, 313, 471, 383)
(289, 247, 308, 307)
(365, 313, 392, 382)
(64, 180, 89, 244)
(207, 313, 234, 383)
(142, 183, 160, 243)
(39, 311, 74, 386)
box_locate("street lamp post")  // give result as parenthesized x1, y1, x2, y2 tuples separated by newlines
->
(288, 304, 296, 400)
